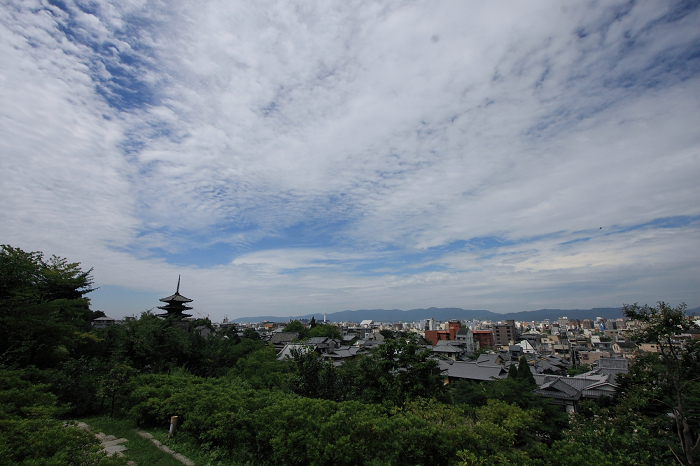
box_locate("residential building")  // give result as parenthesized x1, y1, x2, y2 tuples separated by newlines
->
(473, 330, 494, 349)
(493, 320, 517, 346)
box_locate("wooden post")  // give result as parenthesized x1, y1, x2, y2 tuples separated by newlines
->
(168, 416, 178, 438)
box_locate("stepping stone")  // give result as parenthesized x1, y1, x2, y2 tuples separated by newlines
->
(104, 443, 128, 456)
(103, 438, 128, 448)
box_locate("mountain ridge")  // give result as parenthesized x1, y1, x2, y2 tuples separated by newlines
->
(232, 306, 638, 323)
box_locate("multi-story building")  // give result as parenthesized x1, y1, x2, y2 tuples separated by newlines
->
(473, 329, 494, 349)
(425, 320, 462, 345)
(493, 320, 517, 347)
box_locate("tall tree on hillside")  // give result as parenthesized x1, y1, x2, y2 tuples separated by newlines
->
(341, 336, 447, 404)
(623, 302, 700, 465)
(0, 245, 95, 367)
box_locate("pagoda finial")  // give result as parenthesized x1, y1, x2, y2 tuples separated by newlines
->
(177, 275, 181, 294)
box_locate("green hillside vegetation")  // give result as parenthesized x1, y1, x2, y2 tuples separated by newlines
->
(1, 245, 697, 465)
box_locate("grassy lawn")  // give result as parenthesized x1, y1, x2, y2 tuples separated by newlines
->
(79, 416, 209, 466)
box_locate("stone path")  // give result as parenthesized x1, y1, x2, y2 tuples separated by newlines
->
(73, 421, 134, 464)
(95, 431, 130, 457)
(72, 421, 194, 466)
(136, 430, 195, 466)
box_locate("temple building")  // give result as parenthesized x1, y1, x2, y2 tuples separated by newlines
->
(157, 276, 193, 319)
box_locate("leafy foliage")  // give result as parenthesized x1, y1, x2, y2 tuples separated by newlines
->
(452, 377, 567, 443)
(0, 368, 126, 466)
(307, 324, 342, 340)
(288, 336, 447, 405)
(0, 245, 95, 367)
(126, 373, 546, 465)
(564, 399, 675, 465)
(623, 302, 700, 465)
(283, 320, 306, 335)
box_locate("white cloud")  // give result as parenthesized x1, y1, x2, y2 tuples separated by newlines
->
(1, 0, 698, 319)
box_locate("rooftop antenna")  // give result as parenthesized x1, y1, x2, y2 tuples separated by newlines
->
(176, 275, 181, 293)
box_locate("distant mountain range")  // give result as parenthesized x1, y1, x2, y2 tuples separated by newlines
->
(231, 306, 659, 324)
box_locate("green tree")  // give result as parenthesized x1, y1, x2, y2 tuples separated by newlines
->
(48, 357, 106, 416)
(566, 363, 591, 377)
(106, 312, 190, 372)
(623, 302, 700, 465)
(307, 324, 342, 340)
(0, 245, 95, 367)
(0, 368, 126, 466)
(288, 347, 340, 400)
(338, 336, 447, 405)
(97, 361, 138, 418)
(451, 376, 567, 443)
(507, 363, 518, 379)
(565, 398, 675, 465)
(243, 327, 261, 340)
(283, 320, 306, 333)
(517, 355, 536, 386)
(234, 345, 292, 390)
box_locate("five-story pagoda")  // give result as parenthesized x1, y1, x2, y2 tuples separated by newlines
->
(157, 276, 193, 319)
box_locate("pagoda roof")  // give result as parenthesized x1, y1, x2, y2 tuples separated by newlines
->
(159, 292, 192, 303)
(158, 303, 193, 311)
(156, 311, 192, 319)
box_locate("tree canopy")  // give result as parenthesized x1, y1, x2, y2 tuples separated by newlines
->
(0, 245, 96, 367)
(623, 302, 700, 465)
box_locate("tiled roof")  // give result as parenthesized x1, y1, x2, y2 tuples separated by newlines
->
(439, 360, 507, 381)
(270, 332, 299, 344)
(306, 337, 330, 344)
(430, 345, 462, 354)
(159, 292, 193, 303)
(276, 344, 312, 360)
(475, 353, 504, 365)
(536, 378, 580, 400)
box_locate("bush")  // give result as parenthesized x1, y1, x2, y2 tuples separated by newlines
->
(125, 372, 578, 466)
(0, 368, 126, 466)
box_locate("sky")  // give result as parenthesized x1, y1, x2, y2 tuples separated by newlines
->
(1, 0, 699, 321)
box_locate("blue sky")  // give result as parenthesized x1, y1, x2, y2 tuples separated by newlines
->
(1, 0, 699, 320)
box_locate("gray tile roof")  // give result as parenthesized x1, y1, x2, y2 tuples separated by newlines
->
(276, 344, 312, 360)
(475, 353, 505, 365)
(430, 345, 463, 354)
(536, 378, 581, 400)
(159, 292, 193, 303)
(270, 332, 299, 344)
(439, 360, 507, 381)
(306, 337, 330, 344)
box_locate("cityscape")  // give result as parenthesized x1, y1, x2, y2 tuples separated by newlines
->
(2, 0, 699, 464)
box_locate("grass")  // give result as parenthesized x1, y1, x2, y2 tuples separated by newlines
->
(80, 416, 201, 466)
(149, 427, 233, 466)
